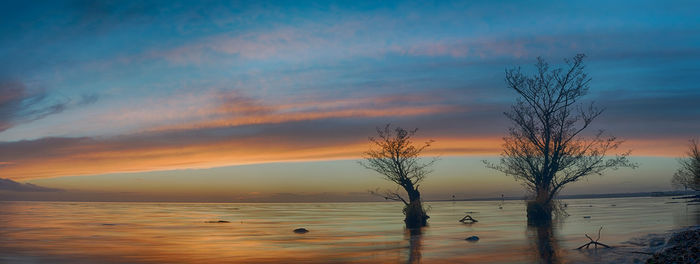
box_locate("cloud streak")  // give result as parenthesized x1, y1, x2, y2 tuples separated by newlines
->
(0, 80, 69, 132)
(0, 113, 685, 182)
(151, 91, 463, 131)
(0, 84, 503, 180)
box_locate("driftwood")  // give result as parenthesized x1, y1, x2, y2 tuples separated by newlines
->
(576, 226, 612, 249)
(459, 214, 478, 223)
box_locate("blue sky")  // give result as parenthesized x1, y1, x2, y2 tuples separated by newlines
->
(0, 0, 699, 201)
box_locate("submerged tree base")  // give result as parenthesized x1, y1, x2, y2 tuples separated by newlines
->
(527, 201, 553, 226)
(404, 201, 429, 228)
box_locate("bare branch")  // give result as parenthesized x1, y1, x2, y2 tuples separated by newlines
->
(671, 138, 700, 191)
(576, 226, 612, 249)
(369, 188, 408, 205)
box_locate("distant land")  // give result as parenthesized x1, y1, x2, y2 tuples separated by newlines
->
(439, 190, 699, 202)
(0, 178, 62, 192)
(0, 189, 697, 203)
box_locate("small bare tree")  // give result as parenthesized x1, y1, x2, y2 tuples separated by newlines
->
(672, 139, 700, 191)
(360, 124, 436, 228)
(485, 54, 635, 225)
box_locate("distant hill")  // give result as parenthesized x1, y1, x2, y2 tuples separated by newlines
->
(0, 178, 62, 192)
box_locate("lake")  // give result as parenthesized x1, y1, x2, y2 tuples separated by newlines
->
(0, 197, 697, 263)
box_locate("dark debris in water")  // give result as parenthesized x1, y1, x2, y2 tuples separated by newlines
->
(459, 214, 478, 223)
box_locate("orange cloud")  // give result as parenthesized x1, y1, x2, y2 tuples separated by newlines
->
(0, 136, 491, 181)
(0, 89, 690, 182)
(0, 129, 683, 182)
(0, 89, 480, 180)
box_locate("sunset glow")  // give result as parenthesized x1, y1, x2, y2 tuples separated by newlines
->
(2, 2, 699, 264)
(1, 0, 698, 201)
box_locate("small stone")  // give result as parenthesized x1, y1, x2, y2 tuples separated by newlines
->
(465, 236, 479, 242)
(293, 228, 309, 234)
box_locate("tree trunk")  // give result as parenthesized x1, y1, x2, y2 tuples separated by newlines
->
(404, 188, 429, 228)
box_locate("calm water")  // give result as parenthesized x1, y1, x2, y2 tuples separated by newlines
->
(0, 197, 697, 263)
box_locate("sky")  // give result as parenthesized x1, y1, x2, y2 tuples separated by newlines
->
(0, 0, 699, 202)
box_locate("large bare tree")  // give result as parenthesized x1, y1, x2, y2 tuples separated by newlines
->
(360, 124, 436, 228)
(672, 139, 700, 191)
(486, 54, 635, 225)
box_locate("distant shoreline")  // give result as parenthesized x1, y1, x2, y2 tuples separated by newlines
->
(1, 190, 697, 203)
(434, 190, 698, 202)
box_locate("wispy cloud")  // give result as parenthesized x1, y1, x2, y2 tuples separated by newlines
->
(0, 80, 70, 132)
(150, 90, 463, 131)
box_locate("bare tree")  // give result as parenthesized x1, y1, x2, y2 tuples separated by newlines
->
(672, 139, 700, 191)
(360, 124, 436, 228)
(485, 54, 635, 225)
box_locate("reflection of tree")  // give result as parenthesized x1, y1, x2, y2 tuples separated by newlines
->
(405, 228, 423, 264)
(527, 224, 560, 264)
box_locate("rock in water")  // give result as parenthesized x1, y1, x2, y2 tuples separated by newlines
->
(465, 236, 479, 242)
(294, 228, 309, 234)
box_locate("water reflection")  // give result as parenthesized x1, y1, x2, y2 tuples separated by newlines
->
(527, 224, 560, 264)
(405, 228, 423, 264)
(0, 198, 696, 263)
